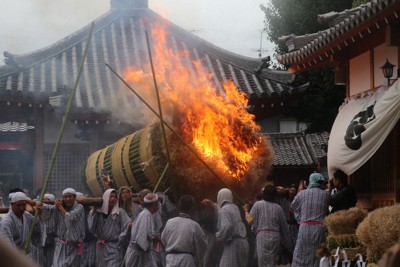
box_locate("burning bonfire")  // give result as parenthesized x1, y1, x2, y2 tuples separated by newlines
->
(85, 24, 274, 200)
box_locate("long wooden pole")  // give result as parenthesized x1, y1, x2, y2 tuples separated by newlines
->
(105, 63, 246, 204)
(23, 23, 95, 253)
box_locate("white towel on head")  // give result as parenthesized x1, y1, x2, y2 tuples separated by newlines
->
(97, 189, 120, 219)
(217, 188, 233, 207)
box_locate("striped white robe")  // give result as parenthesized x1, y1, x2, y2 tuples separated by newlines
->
(161, 213, 206, 267)
(43, 206, 57, 267)
(216, 203, 249, 267)
(125, 208, 157, 267)
(250, 200, 294, 267)
(88, 208, 130, 267)
(0, 210, 42, 255)
(44, 202, 85, 267)
(291, 187, 331, 267)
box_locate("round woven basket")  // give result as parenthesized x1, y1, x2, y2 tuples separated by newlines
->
(84, 124, 167, 196)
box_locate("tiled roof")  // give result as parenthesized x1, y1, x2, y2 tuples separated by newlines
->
(277, 0, 400, 70)
(0, 122, 35, 132)
(267, 132, 329, 166)
(0, 6, 300, 115)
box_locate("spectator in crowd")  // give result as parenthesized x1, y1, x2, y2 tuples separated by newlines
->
(249, 185, 294, 267)
(291, 172, 331, 267)
(198, 198, 221, 267)
(161, 195, 206, 267)
(330, 169, 357, 213)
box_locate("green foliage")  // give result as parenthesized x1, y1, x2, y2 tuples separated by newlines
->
(285, 69, 346, 133)
(352, 0, 370, 8)
(261, 0, 351, 132)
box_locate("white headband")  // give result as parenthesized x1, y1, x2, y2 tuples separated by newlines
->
(143, 193, 159, 204)
(10, 192, 28, 203)
(62, 188, 76, 196)
(44, 193, 56, 201)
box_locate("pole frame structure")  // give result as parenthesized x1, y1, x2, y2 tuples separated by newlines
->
(105, 63, 246, 204)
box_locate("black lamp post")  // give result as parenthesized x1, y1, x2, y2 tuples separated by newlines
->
(380, 58, 396, 86)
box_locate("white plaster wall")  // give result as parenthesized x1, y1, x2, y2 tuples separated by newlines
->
(349, 51, 371, 96)
(374, 43, 398, 87)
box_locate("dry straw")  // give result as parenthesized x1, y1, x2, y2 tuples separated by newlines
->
(325, 207, 368, 235)
(356, 204, 400, 262)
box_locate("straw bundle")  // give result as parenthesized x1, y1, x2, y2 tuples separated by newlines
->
(325, 207, 368, 235)
(168, 131, 274, 201)
(356, 204, 400, 262)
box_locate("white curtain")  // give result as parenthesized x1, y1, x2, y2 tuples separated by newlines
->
(327, 79, 400, 178)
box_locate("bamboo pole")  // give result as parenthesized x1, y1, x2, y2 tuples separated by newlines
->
(105, 63, 246, 204)
(23, 23, 95, 253)
(145, 31, 172, 167)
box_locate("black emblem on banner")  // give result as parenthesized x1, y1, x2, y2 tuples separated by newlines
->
(344, 102, 376, 150)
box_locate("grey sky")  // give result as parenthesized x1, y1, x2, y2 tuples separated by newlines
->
(0, 0, 271, 65)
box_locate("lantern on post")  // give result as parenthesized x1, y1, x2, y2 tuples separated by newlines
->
(380, 59, 396, 86)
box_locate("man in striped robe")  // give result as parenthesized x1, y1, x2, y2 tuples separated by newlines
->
(161, 195, 206, 267)
(216, 188, 249, 267)
(88, 189, 130, 267)
(249, 185, 294, 267)
(124, 192, 160, 267)
(291, 172, 331, 267)
(42, 193, 57, 267)
(0, 192, 42, 257)
(39, 188, 86, 267)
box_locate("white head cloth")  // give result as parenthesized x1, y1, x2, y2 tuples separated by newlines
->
(10, 192, 28, 203)
(97, 189, 120, 218)
(9, 192, 15, 201)
(143, 193, 159, 204)
(75, 192, 84, 198)
(44, 193, 56, 201)
(217, 188, 233, 207)
(62, 188, 76, 196)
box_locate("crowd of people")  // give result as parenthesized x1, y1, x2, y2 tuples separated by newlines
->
(0, 169, 359, 267)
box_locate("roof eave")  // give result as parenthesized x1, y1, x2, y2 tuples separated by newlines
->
(278, 1, 400, 72)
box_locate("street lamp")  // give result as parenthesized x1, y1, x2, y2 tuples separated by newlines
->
(380, 59, 396, 86)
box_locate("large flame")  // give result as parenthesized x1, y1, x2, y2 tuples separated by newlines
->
(124, 24, 261, 179)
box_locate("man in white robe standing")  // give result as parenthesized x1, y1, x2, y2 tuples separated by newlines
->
(161, 195, 206, 267)
(216, 188, 249, 267)
(249, 185, 294, 267)
(124, 192, 160, 267)
(88, 188, 130, 267)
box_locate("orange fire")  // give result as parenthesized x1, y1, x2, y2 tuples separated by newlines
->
(124, 24, 261, 179)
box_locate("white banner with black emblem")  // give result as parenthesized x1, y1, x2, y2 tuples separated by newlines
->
(328, 79, 400, 178)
